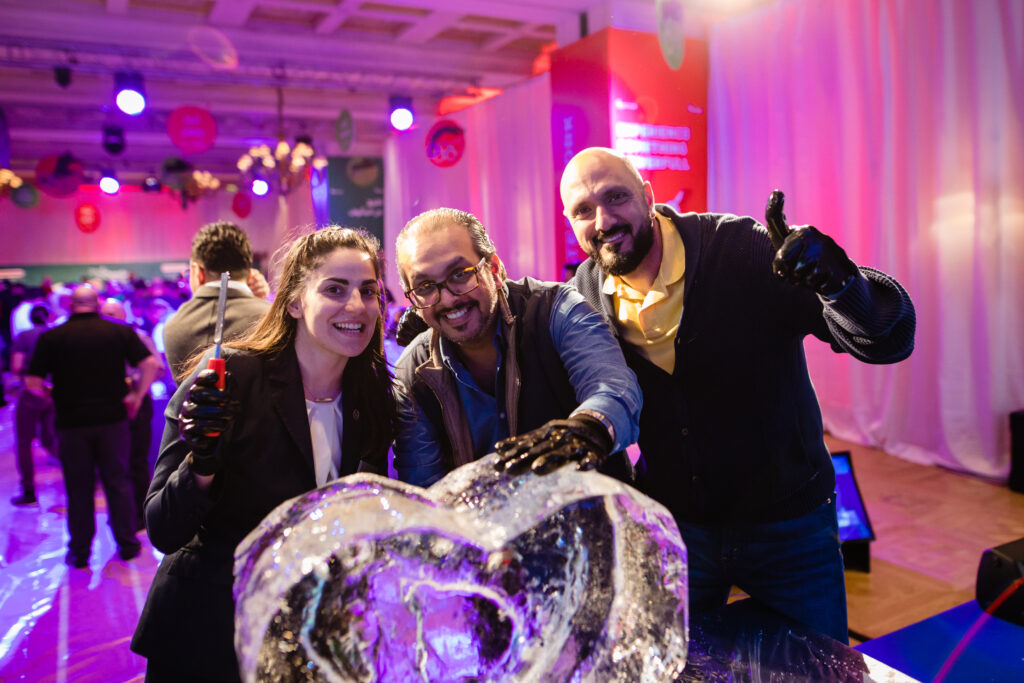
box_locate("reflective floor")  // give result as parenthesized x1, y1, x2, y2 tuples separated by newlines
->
(0, 397, 158, 683)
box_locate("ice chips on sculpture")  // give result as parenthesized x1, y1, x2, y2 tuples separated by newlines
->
(234, 454, 688, 682)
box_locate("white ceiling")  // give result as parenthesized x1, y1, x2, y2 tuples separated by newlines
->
(0, 0, 759, 183)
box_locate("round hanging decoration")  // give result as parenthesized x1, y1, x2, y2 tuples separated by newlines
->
(167, 106, 218, 155)
(656, 0, 686, 70)
(424, 120, 465, 168)
(160, 157, 194, 192)
(75, 203, 101, 233)
(11, 183, 39, 208)
(186, 26, 239, 71)
(36, 153, 86, 197)
(232, 191, 252, 219)
(335, 109, 354, 152)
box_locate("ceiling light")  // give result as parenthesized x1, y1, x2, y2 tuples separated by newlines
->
(114, 71, 146, 115)
(103, 124, 125, 155)
(54, 66, 72, 88)
(99, 170, 119, 195)
(236, 87, 326, 196)
(389, 95, 414, 131)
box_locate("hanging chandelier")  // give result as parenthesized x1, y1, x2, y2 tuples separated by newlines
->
(237, 86, 327, 195)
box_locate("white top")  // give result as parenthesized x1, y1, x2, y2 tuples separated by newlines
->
(305, 395, 343, 486)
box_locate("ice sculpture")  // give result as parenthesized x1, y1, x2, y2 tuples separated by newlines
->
(234, 453, 688, 682)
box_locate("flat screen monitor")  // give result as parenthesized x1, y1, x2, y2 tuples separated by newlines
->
(831, 451, 875, 543)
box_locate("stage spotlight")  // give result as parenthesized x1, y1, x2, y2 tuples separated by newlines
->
(141, 175, 162, 192)
(389, 95, 414, 131)
(99, 171, 120, 194)
(251, 178, 269, 196)
(54, 66, 72, 88)
(114, 71, 146, 115)
(103, 124, 126, 155)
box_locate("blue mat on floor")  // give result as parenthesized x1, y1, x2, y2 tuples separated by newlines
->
(855, 601, 1024, 682)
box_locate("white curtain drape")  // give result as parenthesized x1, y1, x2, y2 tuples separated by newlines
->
(708, 0, 1024, 477)
(383, 74, 556, 298)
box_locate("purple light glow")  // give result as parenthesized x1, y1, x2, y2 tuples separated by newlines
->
(99, 176, 120, 194)
(390, 107, 414, 131)
(115, 89, 146, 116)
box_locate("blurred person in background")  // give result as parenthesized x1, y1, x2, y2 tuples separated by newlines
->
(101, 298, 166, 531)
(162, 221, 270, 385)
(26, 286, 160, 567)
(9, 304, 56, 505)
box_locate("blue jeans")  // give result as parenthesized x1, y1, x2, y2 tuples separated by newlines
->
(677, 497, 849, 644)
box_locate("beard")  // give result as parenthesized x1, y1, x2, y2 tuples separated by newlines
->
(592, 215, 656, 276)
(434, 290, 499, 347)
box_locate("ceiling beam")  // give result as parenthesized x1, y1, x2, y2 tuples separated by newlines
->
(314, 8, 354, 35)
(396, 11, 461, 44)
(0, 8, 535, 92)
(105, 0, 129, 15)
(209, 0, 258, 27)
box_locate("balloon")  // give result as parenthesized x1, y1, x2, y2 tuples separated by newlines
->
(11, 183, 39, 208)
(36, 153, 85, 197)
(232, 191, 252, 218)
(75, 203, 101, 233)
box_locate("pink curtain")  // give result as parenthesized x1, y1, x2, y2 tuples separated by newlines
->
(708, 0, 1024, 477)
(383, 74, 556, 299)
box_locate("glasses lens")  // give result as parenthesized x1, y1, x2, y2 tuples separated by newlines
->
(447, 267, 479, 295)
(409, 284, 438, 309)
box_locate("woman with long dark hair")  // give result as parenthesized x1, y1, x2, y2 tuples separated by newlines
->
(131, 227, 397, 682)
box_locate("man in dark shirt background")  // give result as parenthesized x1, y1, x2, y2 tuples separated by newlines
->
(27, 286, 160, 568)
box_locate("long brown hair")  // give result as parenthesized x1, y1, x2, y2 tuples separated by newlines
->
(214, 226, 396, 460)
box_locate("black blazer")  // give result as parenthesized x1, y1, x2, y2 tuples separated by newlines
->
(131, 345, 383, 681)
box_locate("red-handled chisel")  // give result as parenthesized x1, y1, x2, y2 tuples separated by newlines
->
(207, 271, 229, 391)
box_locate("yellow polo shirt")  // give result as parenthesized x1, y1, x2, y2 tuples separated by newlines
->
(604, 214, 685, 374)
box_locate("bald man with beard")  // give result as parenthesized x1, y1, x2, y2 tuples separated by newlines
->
(560, 147, 916, 643)
(27, 286, 160, 568)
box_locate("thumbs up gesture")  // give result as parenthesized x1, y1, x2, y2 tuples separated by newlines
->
(764, 190, 859, 297)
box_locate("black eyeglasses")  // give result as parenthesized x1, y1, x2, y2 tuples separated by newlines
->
(405, 258, 487, 309)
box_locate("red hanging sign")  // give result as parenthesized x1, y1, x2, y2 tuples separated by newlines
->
(425, 119, 465, 168)
(75, 203, 101, 233)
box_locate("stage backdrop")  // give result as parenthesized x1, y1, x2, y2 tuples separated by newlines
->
(383, 74, 555, 300)
(708, 0, 1024, 478)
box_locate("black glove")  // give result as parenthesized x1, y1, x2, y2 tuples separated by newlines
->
(764, 190, 859, 297)
(179, 368, 238, 476)
(396, 307, 430, 346)
(493, 414, 613, 476)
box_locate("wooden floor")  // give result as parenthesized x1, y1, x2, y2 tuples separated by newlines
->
(827, 435, 1024, 643)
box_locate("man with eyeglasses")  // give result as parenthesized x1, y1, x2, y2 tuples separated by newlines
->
(392, 207, 642, 486)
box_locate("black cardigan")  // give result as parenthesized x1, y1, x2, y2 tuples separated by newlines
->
(572, 205, 915, 524)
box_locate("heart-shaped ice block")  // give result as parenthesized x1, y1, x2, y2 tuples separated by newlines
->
(234, 453, 688, 681)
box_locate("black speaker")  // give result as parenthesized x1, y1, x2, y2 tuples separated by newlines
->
(976, 537, 1024, 625)
(1010, 410, 1024, 493)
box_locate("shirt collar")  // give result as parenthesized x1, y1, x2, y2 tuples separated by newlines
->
(198, 279, 252, 296)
